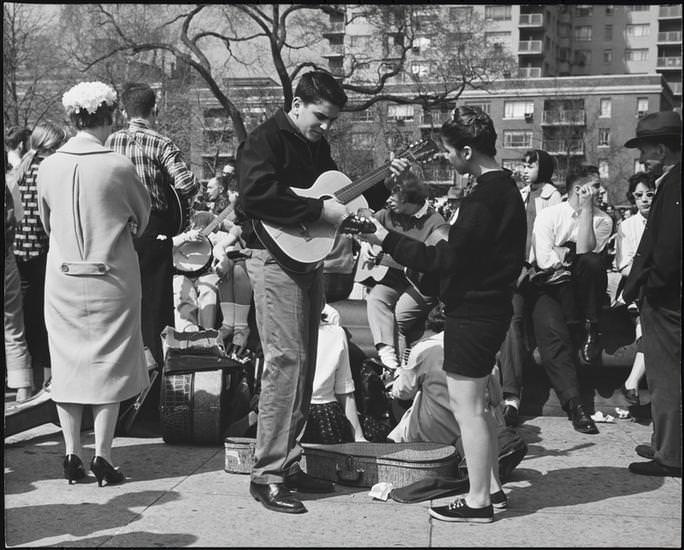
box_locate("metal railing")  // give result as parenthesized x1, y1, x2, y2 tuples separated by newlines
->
(518, 40, 543, 53)
(657, 31, 682, 42)
(659, 5, 682, 18)
(542, 139, 585, 155)
(657, 56, 683, 67)
(541, 110, 586, 125)
(519, 13, 543, 26)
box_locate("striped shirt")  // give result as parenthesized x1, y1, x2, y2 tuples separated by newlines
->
(105, 118, 199, 213)
(13, 156, 50, 259)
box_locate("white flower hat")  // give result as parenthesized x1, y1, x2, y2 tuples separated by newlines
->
(62, 81, 118, 116)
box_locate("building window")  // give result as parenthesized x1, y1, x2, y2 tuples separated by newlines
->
(503, 101, 535, 119)
(605, 5, 614, 15)
(575, 50, 592, 66)
(350, 35, 372, 49)
(603, 49, 613, 63)
(628, 5, 650, 12)
(625, 49, 649, 62)
(559, 47, 571, 62)
(484, 5, 511, 21)
(503, 130, 534, 148)
(465, 101, 491, 114)
(598, 128, 610, 146)
(599, 160, 610, 180)
(625, 24, 650, 38)
(636, 97, 649, 115)
(485, 31, 511, 48)
(574, 26, 592, 41)
(559, 23, 570, 39)
(351, 133, 374, 149)
(449, 6, 472, 20)
(387, 104, 415, 121)
(349, 109, 374, 122)
(600, 98, 612, 118)
(575, 5, 593, 17)
(604, 25, 613, 41)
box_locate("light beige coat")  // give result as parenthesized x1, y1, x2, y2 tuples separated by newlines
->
(37, 132, 151, 404)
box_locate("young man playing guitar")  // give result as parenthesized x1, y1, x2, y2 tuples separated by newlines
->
(106, 82, 199, 367)
(236, 70, 409, 514)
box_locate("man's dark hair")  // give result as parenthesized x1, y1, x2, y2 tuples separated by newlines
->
(120, 82, 156, 118)
(441, 105, 497, 157)
(626, 171, 656, 204)
(392, 170, 428, 205)
(4, 127, 31, 151)
(294, 71, 348, 109)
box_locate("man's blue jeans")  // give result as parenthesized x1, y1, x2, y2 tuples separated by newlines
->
(246, 249, 325, 484)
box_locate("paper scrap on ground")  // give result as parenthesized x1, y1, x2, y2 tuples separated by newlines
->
(614, 407, 631, 419)
(591, 411, 616, 423)
(369, 482, 393, 501)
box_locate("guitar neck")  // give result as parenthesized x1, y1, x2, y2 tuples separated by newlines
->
(201, 205, 234, 236)
(334, 164, 392, 205)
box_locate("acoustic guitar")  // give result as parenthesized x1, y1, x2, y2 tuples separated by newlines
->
(354, 241, 406, 284)
(172, 204, 240, 277)
(252, 139, 439, 273)
(404, 223, 451, 296)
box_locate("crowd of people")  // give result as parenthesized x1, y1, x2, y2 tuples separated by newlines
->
(3, 71, 681, 522)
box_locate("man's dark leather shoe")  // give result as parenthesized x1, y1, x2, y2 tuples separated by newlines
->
(620, 385, 640, 406)
(628, 460, 682, 478)
(580, 321, 602, 364)
(566, 399, 599, 434)
(635, 444, 655, 460)
(249, 482, 307, 514)
(284, 469, 334, 493)
(502, 404, 519, 427)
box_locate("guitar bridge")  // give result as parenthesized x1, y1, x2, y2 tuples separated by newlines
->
(299, 223, 312, 240)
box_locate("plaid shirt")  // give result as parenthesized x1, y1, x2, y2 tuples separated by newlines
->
(105, 119, 198, 213)
(13, 156, 50, 260)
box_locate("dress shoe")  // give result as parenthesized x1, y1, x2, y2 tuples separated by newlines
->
(565, 398, 599, 435)
(249, 482, 307, 514)
(620, 385, 640, 406)
(502, 404, 519, 427)
(580, 321, 602, 365)
(90, 456, 125, 487)
(284, 467, 334, 493)
(635, 444, 655, 460)
(63, 454, 87, 484)
(628, 460, 681, 478)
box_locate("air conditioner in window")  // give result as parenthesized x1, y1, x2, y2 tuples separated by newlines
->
(637, 110, 647, 118)
(524, 112, 534, 122)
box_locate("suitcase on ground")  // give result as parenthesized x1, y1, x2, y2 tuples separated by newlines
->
(302, 442, 464, 488)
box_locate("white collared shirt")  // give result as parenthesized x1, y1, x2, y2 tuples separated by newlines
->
(411, 202, 428, 218)
(615, 212, 647, 272)
(530, 201, 614, 268)
(655, 164, 675, 190)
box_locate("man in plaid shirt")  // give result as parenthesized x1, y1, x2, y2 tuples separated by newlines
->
(106, 82, 199, 367)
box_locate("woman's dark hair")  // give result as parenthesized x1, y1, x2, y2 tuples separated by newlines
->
(69, 103, 116, 130)
(440, 105, 497, 157)
(426, 302, 446, 332)
(120, 82, 156, 118)
(626, 171, 656, 204)
(294, 71, 348, 109)
(391, 170, 428, 205)
(522, 149, 555, 183)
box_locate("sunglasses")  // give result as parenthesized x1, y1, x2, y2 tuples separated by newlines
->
(633, 192, 655, 199)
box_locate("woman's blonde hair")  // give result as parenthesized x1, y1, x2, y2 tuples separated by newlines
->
(13, 121, 68, 180)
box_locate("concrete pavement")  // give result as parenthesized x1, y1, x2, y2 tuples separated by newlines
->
(4, 411, 681, 547)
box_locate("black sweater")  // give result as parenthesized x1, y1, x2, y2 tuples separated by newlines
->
(382, 170, 526, 311)
(236, 109, 337, 248)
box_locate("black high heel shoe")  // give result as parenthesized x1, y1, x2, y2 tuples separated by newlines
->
(63, 454, 86, 484)
(90, 456, 125, 487)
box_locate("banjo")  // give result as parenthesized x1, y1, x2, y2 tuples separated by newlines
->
(172, 205, 241, 277)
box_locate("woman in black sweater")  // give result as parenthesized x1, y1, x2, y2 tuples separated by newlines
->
(360, 106, 526, 523)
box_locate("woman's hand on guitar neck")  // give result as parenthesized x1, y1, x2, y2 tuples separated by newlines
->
(389, 156, 411, 178)
(320, 197, 349, 226)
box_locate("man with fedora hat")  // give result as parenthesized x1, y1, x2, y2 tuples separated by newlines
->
(622, 110, 681, 478)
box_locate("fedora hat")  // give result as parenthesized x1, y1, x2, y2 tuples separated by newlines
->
(624, 110, 682, 148)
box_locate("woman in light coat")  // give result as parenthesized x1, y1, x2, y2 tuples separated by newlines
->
(37, 82, 151, 486)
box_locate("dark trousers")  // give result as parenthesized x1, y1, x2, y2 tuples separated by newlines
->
(565, 252, 608, 325)
(134, 236, 174, 368)
(16, 253, 50, 386)
(640, 297, 681, 468)
(529, 286, 581, 407)
(499, 291, 527, 399)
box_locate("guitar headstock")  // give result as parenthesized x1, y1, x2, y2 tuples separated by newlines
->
(396, 138, 441, 165)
